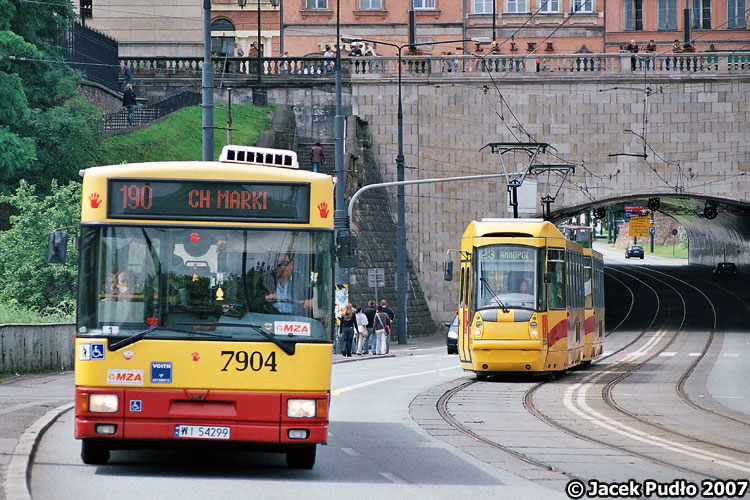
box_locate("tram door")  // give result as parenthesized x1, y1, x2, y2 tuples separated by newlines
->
(459, 258, 473, 362)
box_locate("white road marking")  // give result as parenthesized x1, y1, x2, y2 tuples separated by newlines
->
(689, 353, 701, 357)
(332, 366, 461, 396)
(341, 447, 360, 456)
(563, 329, 750, 474)
(380, 472, 408, 484)
(723, 353, 740, 357)
(658, 352, 676, 357)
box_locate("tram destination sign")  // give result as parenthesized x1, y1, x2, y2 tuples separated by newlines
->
(107, 179, 310, 223)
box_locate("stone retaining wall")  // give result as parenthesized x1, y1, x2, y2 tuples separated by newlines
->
(0, 324, 75, 374)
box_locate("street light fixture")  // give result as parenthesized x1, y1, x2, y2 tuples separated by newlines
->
(239, 0, 271, 105)
(341, 36, 471, 345)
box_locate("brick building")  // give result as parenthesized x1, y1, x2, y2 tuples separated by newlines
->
(74, 0, 750, 59)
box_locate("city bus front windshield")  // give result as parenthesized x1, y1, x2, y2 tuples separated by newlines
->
(77, 226, 333, 343)
(475, 244, 545, 311)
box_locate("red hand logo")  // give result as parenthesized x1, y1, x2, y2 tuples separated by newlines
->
(190, 232, 200, 243)
(89, 193, 102, 208)
(191, 352, 200, 361)
(318, 202, 329, 218)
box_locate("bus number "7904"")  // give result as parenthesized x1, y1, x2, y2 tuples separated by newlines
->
(220, 350, 278, 372)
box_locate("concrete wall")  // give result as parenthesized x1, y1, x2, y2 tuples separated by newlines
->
(0, 324, 75, 374)
(348, 74, 750, 323)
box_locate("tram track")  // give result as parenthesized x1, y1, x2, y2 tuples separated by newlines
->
(435, 264, 750, 483)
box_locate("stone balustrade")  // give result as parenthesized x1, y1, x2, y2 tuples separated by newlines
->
(119, 51, 750, 81)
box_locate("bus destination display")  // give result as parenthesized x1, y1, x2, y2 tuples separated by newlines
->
(107, 179, 310, 222)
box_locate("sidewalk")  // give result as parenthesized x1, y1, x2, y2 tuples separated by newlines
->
(1, 332, 445, 499)
(332, 332, 446, 363)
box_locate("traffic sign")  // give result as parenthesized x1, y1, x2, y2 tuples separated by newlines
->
(629, 215, 650, 237)
(649, 227, 655, 235)
(367, 268, 385, 288)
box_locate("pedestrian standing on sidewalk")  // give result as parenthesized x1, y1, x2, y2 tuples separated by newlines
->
(364, 299, 377, 354)
(310, 142, 326, 173)
(380, 299, 395, 353)
(338, 303, 358, 357)
(373, 305, 391, 355)
(355, 306, 368, 355)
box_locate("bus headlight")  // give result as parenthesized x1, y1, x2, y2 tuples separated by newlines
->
(89, 394, 118, 413)
(287, 399, 316, 418)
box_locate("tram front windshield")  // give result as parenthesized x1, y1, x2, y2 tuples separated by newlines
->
(475, 244, 545, 311)
(77, 226, 333, 342)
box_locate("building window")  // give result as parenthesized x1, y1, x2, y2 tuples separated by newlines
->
(474, 0, 494, 14)
(573, 0, 593, 12)
(624, 0, 643, 30)
(211, 19, 235, 55)
(413, 0, 436, 8)
(359, 0, 382, 8)
(658, 0, 678, 29)
(727, 0, 746, 28)
(506, 0, 527, 13)
(306, 0, 328, 8)
(692, 0, 711, 29)
(539, 0, 559, 12)
(80, 0, 92, 18)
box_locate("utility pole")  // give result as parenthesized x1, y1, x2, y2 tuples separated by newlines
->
(202, 0, 214, 162)
(227, 88, 233, 145)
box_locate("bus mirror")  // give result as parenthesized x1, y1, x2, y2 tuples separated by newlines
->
(47, 231, 68, 265)
(336, 233, 359, 268)
(444, 261, 453, 281)
(544, 272, 551, 284)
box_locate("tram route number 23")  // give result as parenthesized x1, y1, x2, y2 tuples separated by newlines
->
(220, 350, 277, 372)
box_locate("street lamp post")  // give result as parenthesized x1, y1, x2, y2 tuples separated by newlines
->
(238, 0, 269, 105)
(341, 37, 470, 345)
(202, 0, 214, 162)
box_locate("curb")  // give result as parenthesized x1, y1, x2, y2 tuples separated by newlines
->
(6, 402, 74, 500)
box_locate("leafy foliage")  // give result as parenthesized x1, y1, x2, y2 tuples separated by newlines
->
(0, 0, 103, 197)
(0, 181, 80, 313)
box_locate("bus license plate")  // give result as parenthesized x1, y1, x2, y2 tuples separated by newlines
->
(174, 425, 230, 440)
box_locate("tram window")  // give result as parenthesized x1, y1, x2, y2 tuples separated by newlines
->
(547, 248, 565, 310)
(459, 267, 465, 308)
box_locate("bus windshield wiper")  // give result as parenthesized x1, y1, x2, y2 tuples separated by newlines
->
(231, 323, 296, 356)
(480, 277, 510, 313)
(109, 326, 232, 351)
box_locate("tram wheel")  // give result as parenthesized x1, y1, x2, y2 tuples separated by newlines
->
(286, 444, 316, 469)
(81, 438, 110, 465)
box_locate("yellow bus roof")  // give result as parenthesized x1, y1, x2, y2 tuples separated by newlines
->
(82, 161, 330, 182)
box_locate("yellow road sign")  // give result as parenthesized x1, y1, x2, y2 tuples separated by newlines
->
(629, 215, 650, 237)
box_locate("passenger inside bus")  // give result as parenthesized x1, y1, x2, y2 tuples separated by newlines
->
(263, 252, 312, 315)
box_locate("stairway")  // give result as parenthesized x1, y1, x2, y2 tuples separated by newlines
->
(296, 141, 335, 174)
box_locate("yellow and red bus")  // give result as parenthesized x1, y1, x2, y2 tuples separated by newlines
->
(54, 145, 335, 468)
(446, 218, 603, 378)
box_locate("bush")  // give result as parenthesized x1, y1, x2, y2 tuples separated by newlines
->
(0, 180, 80, 313)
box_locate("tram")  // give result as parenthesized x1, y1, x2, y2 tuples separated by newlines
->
(561, 225, 606, 364)
(444, 219, 604, 378)
(48, 145, 335, 468)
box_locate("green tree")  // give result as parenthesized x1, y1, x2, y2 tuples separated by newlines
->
(0, 0, 103, 197)
(0, 180, 80, 313)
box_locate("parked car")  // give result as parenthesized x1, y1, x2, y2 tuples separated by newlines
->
(625, 244, 644, 259)
(713, 262, 738, 281)
(445, 314, 458, 354)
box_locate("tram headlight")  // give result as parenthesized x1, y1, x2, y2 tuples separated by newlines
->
(88, 394, 118, 413)
(287, 399, 316, 418)
(530, 330, 539, 339)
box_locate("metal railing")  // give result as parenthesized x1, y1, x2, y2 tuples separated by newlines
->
(104, 90, 201, 132)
